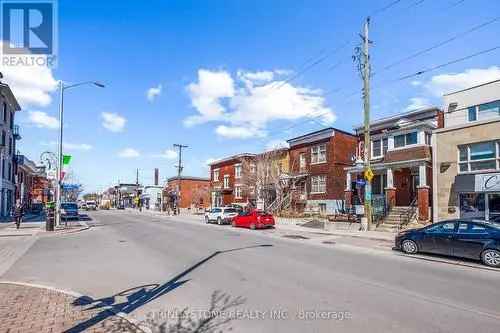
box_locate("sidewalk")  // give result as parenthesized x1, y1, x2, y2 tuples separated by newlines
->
(0, 282, 142, 333)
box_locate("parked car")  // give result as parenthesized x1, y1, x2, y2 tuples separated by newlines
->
(86, 200, 97, 210)
(205, 207, 239, 225)
(117, 204, 125, 210)
(232, 210, 275, 230)
(60, 202, 79, 221)
(395, 219, 500, 267)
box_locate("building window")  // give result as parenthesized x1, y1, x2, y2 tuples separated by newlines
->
(1, 131, 5, 147)
(234, 186, 242, 199)
(311, 175, 326, 193)
(460, 193, 485, 219)
(213, 169, 219, 182)
(372, 174, 387, 195)
(311, 144, 327, 164)
(458, 141, 499, 173)
(9, 111, 13, 130)
(394, 132, 418, 148)
(372, 138, 388, 158)
(8, 137, 12, 155)
(234, 164, 242, 179)
(223, 175, 230, 188)
(299, 153, 306, 171)
(468, 100, 500, 122)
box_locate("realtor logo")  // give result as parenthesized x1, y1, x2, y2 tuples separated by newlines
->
(0, 0, 57, 66)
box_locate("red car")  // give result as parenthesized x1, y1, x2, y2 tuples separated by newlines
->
(232, 210, 275, 229)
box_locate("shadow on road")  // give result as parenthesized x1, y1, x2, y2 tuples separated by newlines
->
(65, 244, 273, 333)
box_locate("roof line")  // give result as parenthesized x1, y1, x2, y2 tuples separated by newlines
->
(443, 78, 500, 96)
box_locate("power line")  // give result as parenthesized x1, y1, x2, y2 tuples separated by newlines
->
(381, 16, 500, 71)
(396, 45, 500, 81)
(370, 0, 403, 17)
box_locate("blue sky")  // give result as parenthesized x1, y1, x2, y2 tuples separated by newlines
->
(6, 0, 500, 193)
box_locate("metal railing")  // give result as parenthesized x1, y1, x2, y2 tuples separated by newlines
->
(398, 198, 418, 232)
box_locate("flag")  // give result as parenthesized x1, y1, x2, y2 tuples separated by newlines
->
(63, 155, 72, 165)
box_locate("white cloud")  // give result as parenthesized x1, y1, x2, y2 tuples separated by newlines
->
(146, 84, 162, 102)
(410, 80, 422, 86)
(265, 139, 289, 151)
(405, 97, 430, 111)
(185, 69, 335, 139)
(184, 69, 235, 127)
(425, 66, 500, 97)
(118, 148, 140, 158)
(0, 42, 58, 108)
(152, 149, 178, 159)
(205, 157, 219, 166)
(101, 112, 126, 132)
(27, 111, 59, 129)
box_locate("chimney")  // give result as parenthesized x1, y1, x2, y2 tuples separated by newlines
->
(154, 168, 159, 185)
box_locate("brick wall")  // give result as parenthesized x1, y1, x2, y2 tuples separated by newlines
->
(289, 131, 358, 200)
(167, 178, 210, 208)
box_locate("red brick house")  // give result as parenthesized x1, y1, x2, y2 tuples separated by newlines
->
(286, 128, 358, 215)
(209, 153, 256, 208)
(345, 107, 444, 228)
(165, 176, 210, 211)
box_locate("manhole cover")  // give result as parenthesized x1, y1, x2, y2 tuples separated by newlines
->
(283, 235, 309, 240)
(322, 240, 336, 245)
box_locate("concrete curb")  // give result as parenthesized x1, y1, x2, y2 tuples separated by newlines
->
(0, 280, 147, 332)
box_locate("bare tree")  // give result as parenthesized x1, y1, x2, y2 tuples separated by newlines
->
(191, 185, 209, 209)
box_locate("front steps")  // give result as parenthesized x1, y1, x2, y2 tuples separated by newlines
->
(376, 206, 419, 232)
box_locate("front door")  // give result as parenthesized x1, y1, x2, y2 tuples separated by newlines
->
(394, 169, 412, 206)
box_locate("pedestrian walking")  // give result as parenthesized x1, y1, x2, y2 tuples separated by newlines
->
(13, 201, 24, 230)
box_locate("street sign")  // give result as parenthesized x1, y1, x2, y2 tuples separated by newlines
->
(356, 179, 366, 187)
(364, 168, 374, 182)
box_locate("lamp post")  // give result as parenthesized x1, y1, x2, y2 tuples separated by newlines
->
(55, 81, 105, 227)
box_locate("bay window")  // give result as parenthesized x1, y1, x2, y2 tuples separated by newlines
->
(394, 132, 418, 148)
(311, 144, 327, 164)
(458, 141, 499, 173)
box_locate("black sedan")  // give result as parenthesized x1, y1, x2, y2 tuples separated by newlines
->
(395, 219, 500, 267)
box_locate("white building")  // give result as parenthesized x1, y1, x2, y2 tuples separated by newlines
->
(0, 82, 21, 218)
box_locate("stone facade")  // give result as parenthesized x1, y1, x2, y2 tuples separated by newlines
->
(433, 119, 500, 221)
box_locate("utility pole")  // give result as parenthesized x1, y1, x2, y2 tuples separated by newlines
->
(362, 17, 372, 231)
(174, 144, 188, 214)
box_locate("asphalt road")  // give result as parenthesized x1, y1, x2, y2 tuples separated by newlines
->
(3, 210, 500, 333)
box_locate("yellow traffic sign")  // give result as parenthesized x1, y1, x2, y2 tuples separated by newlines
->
(364, 168, 374, 182)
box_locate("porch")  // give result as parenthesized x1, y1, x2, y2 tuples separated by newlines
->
(345, 160, 432, 226)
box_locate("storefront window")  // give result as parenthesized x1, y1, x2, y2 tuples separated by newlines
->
(489, 193, 500, 219)
(459, 193, 485, 219)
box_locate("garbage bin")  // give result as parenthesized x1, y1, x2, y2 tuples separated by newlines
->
(45, 202, 55, 231)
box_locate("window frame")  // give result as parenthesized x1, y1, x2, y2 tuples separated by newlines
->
(234, 185, 242, 199)
(393, 131, 418, 149)
(223, 174, 230, 189)
(310, 175, 327, 194)
(467, 100, 500, 122)
(458, 140, 499, 173)
(212, 169, 219, 182)
(311, 144, 327, 164)
(299, 153, 307, 171)
(234, 164, 242, 179)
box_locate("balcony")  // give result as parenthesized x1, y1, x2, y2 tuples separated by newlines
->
(13, 125, 21, 140)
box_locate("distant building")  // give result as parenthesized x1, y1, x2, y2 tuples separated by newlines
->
(287, 128, 358, 215)
(15, 155, 39, 210)
(0, 82, 21, 217)
(166, 176, 210, 211)
(433, 79, 500, 222)
(208, 154, 256, 208)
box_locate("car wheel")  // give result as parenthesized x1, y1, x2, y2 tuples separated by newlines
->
(401, 239, 418, 254)
(481, 249, 500, 268)
(205, 216, 209, 224)
(249, 223, 256, 230)
(217, 217, 222, 225)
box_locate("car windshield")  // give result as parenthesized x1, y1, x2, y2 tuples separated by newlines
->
(61, 203, 78, 210)
(224, 208, 237, 213)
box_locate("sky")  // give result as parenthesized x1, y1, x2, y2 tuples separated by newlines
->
(3, 0, 500, 193)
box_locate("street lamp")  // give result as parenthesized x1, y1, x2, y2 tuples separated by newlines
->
(55, 80, 105, 227)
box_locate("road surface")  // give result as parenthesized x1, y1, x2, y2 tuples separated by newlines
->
(2, 210, 499, 332)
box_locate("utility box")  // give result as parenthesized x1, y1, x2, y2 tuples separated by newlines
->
(46, 202, 55, 231)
